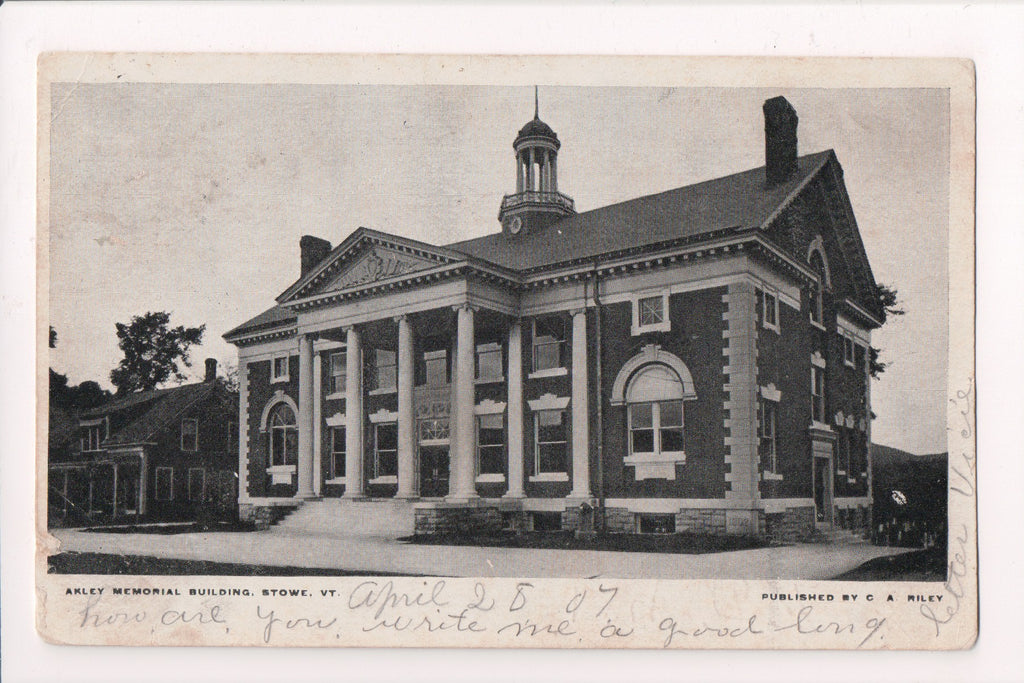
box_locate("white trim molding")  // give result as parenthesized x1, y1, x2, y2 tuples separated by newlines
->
(325, 412, 347, 428)
(368, 408, 399, 424)
(527, 393, 570, 411)
(474, 399, 507, 416)
(266, 464, 296, 486)
(528, 472, 569, 483)
(527, 367, 568, 380)
(811, 351, 827, 368)
(760, 383, 781, 402)
(609, 344, 697, 405)
(259, 391, 298, 432)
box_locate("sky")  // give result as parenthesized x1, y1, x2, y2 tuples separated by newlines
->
(48, 84, 949, 454)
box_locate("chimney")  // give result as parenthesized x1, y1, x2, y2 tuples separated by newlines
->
(763, 96, 799, 186)
(300, 235, 333, 277)
(204, 358, 217, 382)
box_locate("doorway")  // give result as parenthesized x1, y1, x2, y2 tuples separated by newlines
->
(812, 455, 834, 528)
(419, 446, 450, 498)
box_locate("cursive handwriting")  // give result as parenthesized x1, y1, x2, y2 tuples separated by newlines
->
(919, 523, 970, 636)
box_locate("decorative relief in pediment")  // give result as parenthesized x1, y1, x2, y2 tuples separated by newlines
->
(325, 248, 436, 292)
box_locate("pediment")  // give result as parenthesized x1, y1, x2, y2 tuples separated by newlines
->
(323, 246, 438, 292)
(278, 228, 461, 303)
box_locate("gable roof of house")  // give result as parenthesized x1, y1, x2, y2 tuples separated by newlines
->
(446, 150, 834, 272)
(80, 381, 234, 448)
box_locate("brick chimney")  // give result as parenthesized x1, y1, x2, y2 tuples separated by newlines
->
(763, 96, 799, 186)
(205, 358, 217, 382)
(300, 235, 333, 277)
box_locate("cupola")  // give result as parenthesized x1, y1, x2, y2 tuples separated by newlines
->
(498, 87, 575, 237)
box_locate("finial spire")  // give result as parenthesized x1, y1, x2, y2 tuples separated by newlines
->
(534, 85, 539, 119)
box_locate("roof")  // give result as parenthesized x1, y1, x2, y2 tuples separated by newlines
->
(447, 150, 834, 272)
(223, 304, 296, 340)
(81, 381, 233, 448)
(516, 116, 559, 144)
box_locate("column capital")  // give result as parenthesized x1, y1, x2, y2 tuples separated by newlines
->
(392, 314, 409, 324)
(342, 324, 359, 335)
(571, 307, 588, 318)
(451, 302, 478, 314)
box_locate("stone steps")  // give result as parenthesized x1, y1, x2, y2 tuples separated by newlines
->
(272, 499, 417, 538)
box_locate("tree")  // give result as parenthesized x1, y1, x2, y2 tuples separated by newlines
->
(218, 361, 239, 392)
(109, 312, 205, 394)
(869, 282, 905, 379)
(49, 327, 113, 411)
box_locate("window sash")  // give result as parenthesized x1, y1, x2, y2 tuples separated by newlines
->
(759, 401, 778, 472)
(155, 467, 173, 501)
(273, 356, 289, 380)
(477, 416, 505, 475)
(811, 367, 825, 423)
(330, 426, 346, 478)
(329, 352, 347, 394)
(423, 350, 448, 387)
(373, 349, 397, 390)
(81, 425, 103, 452)
(628, 401, 685, 456)
(534, 410, 567, 474)
(764, 292, 778, 327)
(532, 318, 565, 372)
(476, 344, 503, 380)
(271, 425, 297, 466)
(638, 295, 665, 326)
(181, 418, 198, 452)
(374, 424, 398, 477)
(187, 468, 205, 502)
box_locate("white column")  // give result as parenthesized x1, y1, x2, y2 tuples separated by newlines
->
(396, 315, 417, 498)
(312, 351, 323, 497)
(527, 147, 535, 191)
(504, 319, 525, 499)
(296, 333, 316, 499)
(448, 304, 479, 502)
(343, 326, 365, 499)
(569, 308, 592, 499)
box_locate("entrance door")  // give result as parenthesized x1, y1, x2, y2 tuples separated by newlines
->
(419, 446, 450, 498)
(813, 455, 833, 528)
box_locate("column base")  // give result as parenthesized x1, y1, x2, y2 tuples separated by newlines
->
(394, 492, 420, 501)
(444, 495, 482, 505)
(295, 493, 321, 501)
(501, 492, 526, 501)
(342, 493, 368, 501)
(566, 493, 595, 504)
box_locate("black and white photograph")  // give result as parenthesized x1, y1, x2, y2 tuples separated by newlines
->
(31, 53, 975, 650)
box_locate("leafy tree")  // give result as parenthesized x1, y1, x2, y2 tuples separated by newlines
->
(869, 282, 905, 379)
(49, 327, 113, 410)
(218, 361, 239, 392)
(109, 312, 205, 394)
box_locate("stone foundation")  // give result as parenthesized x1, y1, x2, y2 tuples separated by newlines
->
(676, 508, 728, 535)
(764, 506, 816, 543)
(238, 503, 299, 530)
(414, 504, 502, 535)
(601, 507, 636, 533)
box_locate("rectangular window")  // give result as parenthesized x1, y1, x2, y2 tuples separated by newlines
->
(839, 430, 851, 474)
(424, 349, 448, 387)
(227, 421, 239, 454)
(181, 418, 198, 452)
(759, 399, 778, 473)
(330, 426, 346, 479)
(628, 401, 684, 455)
(532, 316, 565, 372)
(329, 351, 346, 395)
(372, 349, 397, 391)
(155, 467, 173, 502)
(633, 292, 671, 334)
(477, 414, 505, 475)
(763, 291, 779, 331)
(272, 355, 290, 382)
(187, 467, 205, 502)
(534, 409, 568, 474)
(476, 342, 503, 381)
(374, 423, 398, 478)
(843, 333, 856, 367)
(811, 366, 826, 424)
(809, 287, 823, 325)
(80, 424, 104, 452)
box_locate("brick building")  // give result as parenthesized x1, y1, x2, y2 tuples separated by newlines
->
(225, 95, 884, 540)
(48, 360, 239, 526)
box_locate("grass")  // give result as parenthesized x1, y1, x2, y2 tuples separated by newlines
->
(47, 551, 419, 577)
(832, 546, 948, 582)
(402, 530, 770, 554)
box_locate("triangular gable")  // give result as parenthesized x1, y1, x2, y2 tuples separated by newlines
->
(323, 244, 440, 292)
(276, 228, 464, 304)
(762, 152, 883, 322)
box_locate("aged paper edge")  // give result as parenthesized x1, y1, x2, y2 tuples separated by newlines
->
(34, 53, 976, 650)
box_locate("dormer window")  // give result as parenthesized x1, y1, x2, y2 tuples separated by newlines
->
(80, 421, 105, 452)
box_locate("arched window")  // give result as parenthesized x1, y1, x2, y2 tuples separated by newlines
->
(808, 248, 828, 325)
(267, 403, 297, 467)
(627, 364, 685, 457)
